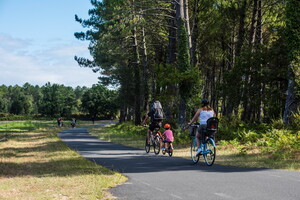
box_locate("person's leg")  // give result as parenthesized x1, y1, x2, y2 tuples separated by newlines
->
(170, 142, 173, 149)
(147, 129, 151, 144)
(196, 126, 203, 155)
(147, 122, 155, 144)
(161, 141, 165, 151)
(196, 131, 201, 148)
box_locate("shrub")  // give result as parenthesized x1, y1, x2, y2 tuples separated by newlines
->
(289, 112, 300, 131)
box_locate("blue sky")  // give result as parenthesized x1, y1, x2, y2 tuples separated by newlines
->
(0, 0, 100, 87)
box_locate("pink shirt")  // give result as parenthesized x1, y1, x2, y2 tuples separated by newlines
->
(163, 129, 174, 142)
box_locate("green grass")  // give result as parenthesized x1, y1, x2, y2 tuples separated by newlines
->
(89, 122, 147, 149)
(89, 122, 300, 171)
(0, 121, 127, 200)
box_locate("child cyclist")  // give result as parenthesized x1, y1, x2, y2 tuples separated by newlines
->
(162, 123, 174, 152)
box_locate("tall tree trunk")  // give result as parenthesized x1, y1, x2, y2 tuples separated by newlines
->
(179, 0, 184, 19)
(191, 0, 199, 67)
(249, 0, 258, 46)
(141, 26, 150, 112)
(236, 0, 247, 57)
(229, 0, 247, 117)
(283, 66, 297, 124)
(184, 0, 192, 58)
(167, 3, 179, 64)
(131, 7, 141, 125)
(255, 0, 263, 122)
(165, 2, 178, 121)
(242, 0, 258, 122)
(132, 27, 141, 125)
(283, 0, 300, 124)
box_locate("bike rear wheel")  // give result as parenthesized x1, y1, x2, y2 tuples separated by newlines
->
(190, 137, 199, 164)
(145, 137, 150, 153)
(168, 147, 173, 157)
(153, 136, 161, 155)
(203, 138, 216, 166)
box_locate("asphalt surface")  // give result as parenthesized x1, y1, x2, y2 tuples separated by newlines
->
(58, 122, 300, 200)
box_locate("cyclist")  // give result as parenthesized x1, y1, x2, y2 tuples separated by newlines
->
(57, 117, 62, 127)
(188, 99, 216, 156)
(162, 123, 174, 152)
(71, 117, 76, 128)
(141, 100, 163, 145)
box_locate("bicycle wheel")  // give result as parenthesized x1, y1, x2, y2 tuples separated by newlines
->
(190, 137, 200, 164)
(203, 138, 216, 166)
(145, 137, 150, 153)
(168, 147, 173, 157)
(153, 136, 161, 155)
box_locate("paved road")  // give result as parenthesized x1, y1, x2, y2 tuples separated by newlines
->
(58, 122, 300, 200)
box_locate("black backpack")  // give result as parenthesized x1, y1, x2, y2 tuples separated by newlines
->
(151, 101, 164, 121)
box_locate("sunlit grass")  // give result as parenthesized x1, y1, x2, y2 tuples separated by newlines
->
(0, 121, 127, 200)
(89, 122, 147, 149)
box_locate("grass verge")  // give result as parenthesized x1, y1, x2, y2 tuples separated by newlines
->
(0, 121, 127, 200)
(89, 122, 300, 171)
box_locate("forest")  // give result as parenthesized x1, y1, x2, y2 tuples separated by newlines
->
(0, 83, 118, 120)
(74, 0, 299, 127)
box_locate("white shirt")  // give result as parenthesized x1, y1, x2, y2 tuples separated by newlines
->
(199, 110, 214, 125)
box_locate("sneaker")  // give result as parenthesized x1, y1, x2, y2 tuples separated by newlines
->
(196, 148, 202, 156)
(161, 147, 165, 151)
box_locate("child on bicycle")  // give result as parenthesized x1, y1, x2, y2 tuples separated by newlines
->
(162, 123, 174, 152)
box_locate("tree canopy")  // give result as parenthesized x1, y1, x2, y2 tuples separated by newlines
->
(75, 0, 299, 125)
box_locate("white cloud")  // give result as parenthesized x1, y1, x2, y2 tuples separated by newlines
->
(0, 34, 99, 87)
(0, 34, 31, 51)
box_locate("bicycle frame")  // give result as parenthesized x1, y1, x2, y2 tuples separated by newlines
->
(190, 123, 216, 166)
(145, 128, 162, 155)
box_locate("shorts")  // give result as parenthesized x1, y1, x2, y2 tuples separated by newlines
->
(149, 121, 162, 131)
(163, 140, 172, 143)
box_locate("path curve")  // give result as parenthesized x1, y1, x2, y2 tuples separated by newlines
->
(58, 122, 300, 200)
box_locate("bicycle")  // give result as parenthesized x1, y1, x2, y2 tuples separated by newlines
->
(145, 127, 163, 155)
(162, 142, 173, 157)
(189, 117, 218, 166)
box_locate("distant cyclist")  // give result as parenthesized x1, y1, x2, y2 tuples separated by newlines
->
(141, 100, 164, 145)
(57, 117, 62, 127)
(188, 99, 216, 156)
(71, 117, 76, 128)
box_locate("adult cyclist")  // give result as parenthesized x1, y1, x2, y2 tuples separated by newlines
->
(141, 100, 163, 145)
(188, 99, 216, 156)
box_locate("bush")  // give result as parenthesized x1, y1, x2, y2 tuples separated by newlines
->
(239, 130, 260, 143)
(258, 129, 300, 159)
(289, 112, 300, 131)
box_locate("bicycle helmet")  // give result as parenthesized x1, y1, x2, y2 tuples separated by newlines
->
(164, 123, 171, 129)
(201, 99, 209, 107)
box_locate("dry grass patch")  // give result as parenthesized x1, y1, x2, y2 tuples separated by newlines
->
(0, 125, 127, 200)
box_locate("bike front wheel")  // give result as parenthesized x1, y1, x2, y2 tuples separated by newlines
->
(145, 137, 150, 153)
(190, 137, 199, 164)
(203, 138, 216, 166)
(153, 136, 161, 155)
